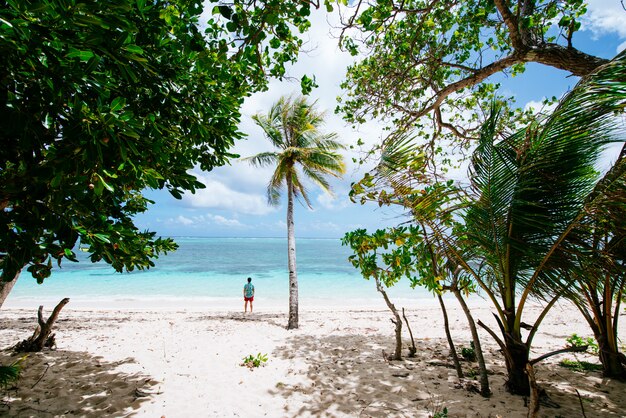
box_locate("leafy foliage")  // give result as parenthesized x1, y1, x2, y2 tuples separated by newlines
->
(566, 334, 599, 355)
(342, 227, 420, 287)
(461, 341, 477, 362)
(337, 0, 609, 167)
(0, 1, 317, 286)
(430, 407, 448, 418)
(347, 51, 626, 393)
(0, 356, 26, 389)
(241, 352, 268, 369)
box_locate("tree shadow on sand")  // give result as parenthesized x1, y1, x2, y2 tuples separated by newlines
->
(192, 312, 288, 329)
(271, 334, 626, 417)
(0, 349, 158, 417)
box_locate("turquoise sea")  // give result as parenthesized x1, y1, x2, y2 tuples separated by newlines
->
(5, 237, 432, 310)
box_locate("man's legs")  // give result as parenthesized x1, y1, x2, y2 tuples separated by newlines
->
(244, 300, 248, 313)
(250, 300, 253, 313)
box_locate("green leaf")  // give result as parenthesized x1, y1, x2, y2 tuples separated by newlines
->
(66, 49, 95, 62)
(110, 97, 126, 112)
(93, 233, 111, 244)
(95, 173, 114, 192)
(123, 44, 144, 55)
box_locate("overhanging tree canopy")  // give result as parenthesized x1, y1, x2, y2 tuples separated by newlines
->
(0, 0, 318, 304)
(337, 0, 612, 163)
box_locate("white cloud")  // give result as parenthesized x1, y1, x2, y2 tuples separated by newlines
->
(582, 0, 626, 38)
(182, 174, 275, 216)
(316, 189, 350, 210)
(524, 99, 559, 114)
(175, 215, 194, 226)
(618, 40, 626, 53)
(212, 214, 244, 227)
(166, 213, 247, 229)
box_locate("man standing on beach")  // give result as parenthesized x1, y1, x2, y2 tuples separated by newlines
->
(243, 277, 255, 313)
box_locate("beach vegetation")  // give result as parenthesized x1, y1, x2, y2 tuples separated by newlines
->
(559, 189, 626, 378)
(0, 0, 319, 307)
(0, 356, 25, 389)
(429, 406, 448, 418)
(558, 359, 603, 373)
(566, 334, 599, 355)
(346, 51, 626, 395)
(241, 353, 268, 369)
(461, 342, 476, 362)
(342, 227, 415, 361)
(436, 52, 624, 394)
(245, 95, 346, 329)
(343, 225, 490, 397)
(345, 171, 491, 395)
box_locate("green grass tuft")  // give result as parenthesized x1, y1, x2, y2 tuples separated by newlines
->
(559, 358, 602, 372)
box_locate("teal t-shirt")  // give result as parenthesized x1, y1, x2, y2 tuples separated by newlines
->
(244, 283, 254, 298)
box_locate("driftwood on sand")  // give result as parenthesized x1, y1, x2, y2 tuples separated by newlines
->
(13, 298, 70, 352)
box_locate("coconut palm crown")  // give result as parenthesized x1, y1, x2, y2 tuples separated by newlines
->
(245, 95, 346, 329)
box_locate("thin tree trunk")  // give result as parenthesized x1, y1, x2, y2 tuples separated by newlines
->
(526, 363, 540, 418)
(0, 269, 21, 309)
(286, 175, 299, 330)
(453, 289, 491, 397)
(402, 307, 417, 357)
(375, 276, 402, 360)
(437, 293, 463, 379)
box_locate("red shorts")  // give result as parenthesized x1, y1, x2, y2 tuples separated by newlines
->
(244, 296, 254, 302)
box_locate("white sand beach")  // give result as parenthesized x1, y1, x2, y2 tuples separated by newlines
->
(1, 300, 625, 417)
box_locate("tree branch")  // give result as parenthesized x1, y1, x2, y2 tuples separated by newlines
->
(529, 345, 588, 365)
(527, 44, 609, 77)
(493, 0, 523, 49)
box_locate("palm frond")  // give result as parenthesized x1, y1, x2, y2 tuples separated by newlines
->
(267, 159, 292, 206)
(242, 152, 279, 168)
(288, 170, 311, 208)
(302, 166, 332, 193)
(300, 149, 346, 177)
(465, 102, 520, 278)
(465, 49, 626, 299)
(252, 114, 286, 150)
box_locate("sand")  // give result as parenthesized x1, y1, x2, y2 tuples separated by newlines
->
(0, 299, 625, 417)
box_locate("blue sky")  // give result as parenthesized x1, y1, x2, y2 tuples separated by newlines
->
(135, 0, 626, 239)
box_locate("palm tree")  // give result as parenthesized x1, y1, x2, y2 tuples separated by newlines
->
(460, 51, 626, 394)
(245, 95, 345, 329)
(560, 147, 626, 379)
(348, 50, 626, 395)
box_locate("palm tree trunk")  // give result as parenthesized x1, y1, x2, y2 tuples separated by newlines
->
(504, 333, 531, 395)
(596, 332, 626, 379)
(286, 175, 299, 330)
(478, 315, 531, 395)
(575, 292, 626, 379)
(0, 270, 21, 309)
